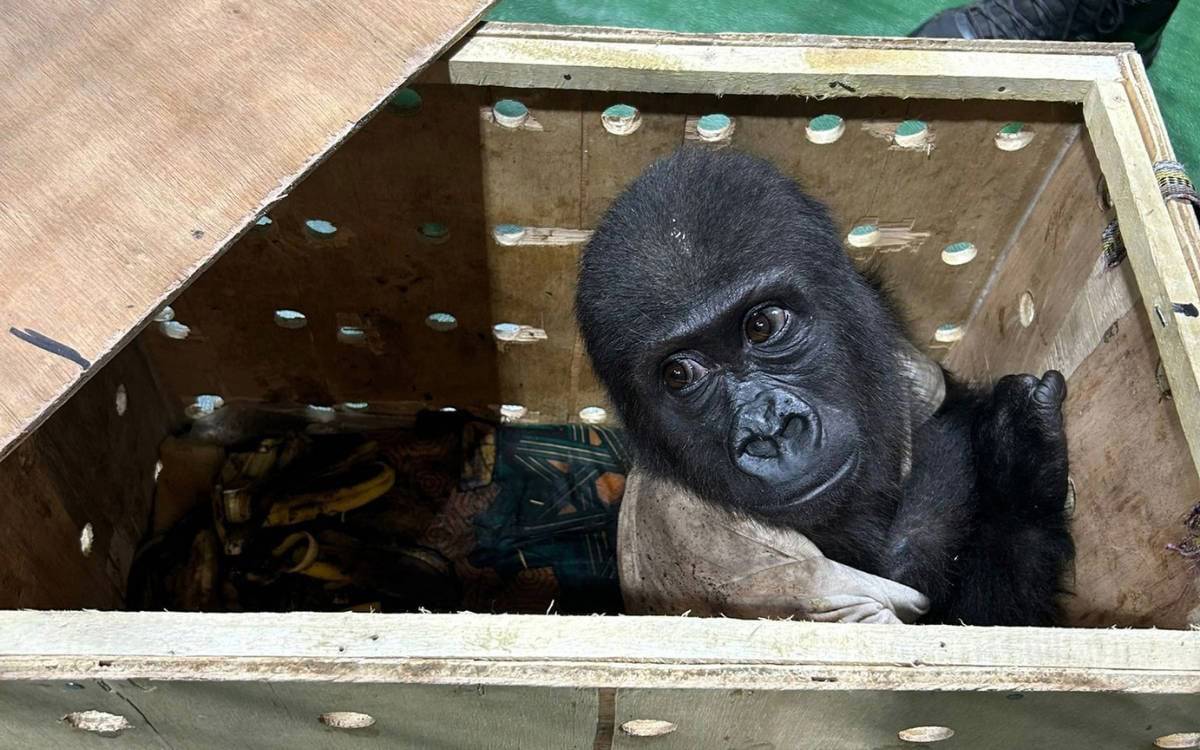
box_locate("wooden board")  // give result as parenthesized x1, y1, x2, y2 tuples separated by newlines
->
(0, 0, 495, 462)
(3, 611, 1200, 694)
(449, 24, 1127, 101)
(0, 341, 173, 609)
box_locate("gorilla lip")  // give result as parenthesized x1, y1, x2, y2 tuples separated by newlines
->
(772, 451, 859, 510)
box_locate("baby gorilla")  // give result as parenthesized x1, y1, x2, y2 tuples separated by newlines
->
(576, 147, 1073, 626)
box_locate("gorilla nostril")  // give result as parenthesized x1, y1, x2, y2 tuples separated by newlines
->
(744, 438, 779, 459)
(780, 414, 809, 440)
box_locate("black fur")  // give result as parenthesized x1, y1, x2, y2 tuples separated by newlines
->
(575, 147, 1073, 626)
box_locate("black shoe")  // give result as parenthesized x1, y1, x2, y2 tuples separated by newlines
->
(910, 0, 1180, 67)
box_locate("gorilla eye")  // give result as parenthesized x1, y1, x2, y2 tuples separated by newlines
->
(745, 306, 789, 344)
(662, 358, 707, 391)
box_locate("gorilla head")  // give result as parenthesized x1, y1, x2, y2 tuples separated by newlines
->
(576, 147, 911, 530)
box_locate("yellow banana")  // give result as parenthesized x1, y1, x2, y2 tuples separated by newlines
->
(263, 462, 395, 527)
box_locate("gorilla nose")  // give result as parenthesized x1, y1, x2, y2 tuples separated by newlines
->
(731, 391, 819, 477)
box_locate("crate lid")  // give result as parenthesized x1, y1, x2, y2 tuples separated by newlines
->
(0, 0, 494, 460)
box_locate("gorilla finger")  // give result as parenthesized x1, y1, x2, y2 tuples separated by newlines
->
(994, 373, 1040, 402)
(1033, 370, 1067, 407)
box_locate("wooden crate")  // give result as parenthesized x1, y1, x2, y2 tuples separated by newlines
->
(2, 6, 1200, 747)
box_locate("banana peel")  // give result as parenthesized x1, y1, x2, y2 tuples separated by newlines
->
(262, 461, 395, 527)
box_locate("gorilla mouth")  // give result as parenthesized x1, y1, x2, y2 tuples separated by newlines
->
(774, 450, 859, 509)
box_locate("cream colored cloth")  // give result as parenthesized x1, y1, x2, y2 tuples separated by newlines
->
(618, 471, 930, 624)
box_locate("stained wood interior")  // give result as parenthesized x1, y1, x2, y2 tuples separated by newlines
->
(1, 82, 1195, 627)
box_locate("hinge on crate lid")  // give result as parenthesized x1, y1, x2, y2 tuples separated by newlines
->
(1102, 160, 1199, 269)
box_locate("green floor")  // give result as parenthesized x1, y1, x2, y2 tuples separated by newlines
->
(490, 0, 1198, 170)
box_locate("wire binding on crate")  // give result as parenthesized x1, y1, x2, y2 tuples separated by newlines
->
(1101, 160, 1198, 269)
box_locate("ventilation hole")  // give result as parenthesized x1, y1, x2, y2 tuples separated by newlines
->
(1018, 291, 1036, 327)
(806, 114, 845, 144)
(337, 325, 367, 344)
(1156, 733, 1200, 749)
(439, 406, 458, 412)
(154, 460, 164, 482)
(159, 321, 191, 340)
(492, 99, 529, 128)
(601, 104, 642, 135)
(305, 404, 336, 423)
(339, 401, 369, 411)
(425, 312, 458, 332)
(63, 711, 132, 735)
(493, 224, 527, 246)
(255, 215, 273, 229)
(899, 726, 954, 743)
(893, 119, 929, 147)
(579, 406, 607, 424)
(418, 222, 449, 243)
(64, 683, 85, 691)
(934, 323, 965, 343)
(941, 241, 978, 266)
(79, 523, 94, 557)
(153, 306, 175, 323)
(388, 87, 422, 114)
(499, 404, 528, 421)
(114, 384, 128, 416)
(696, 113, 733, 142)
(620, 719, 678, 737)
(846, 224, 880, 248)
(995, 121, 1035, 151)
(186, 394, 225, 419)
(493, 323, 522, 341)
(319, 712, 376, 730)
(274, 309, 308, 329)
(305, 219, 337, 237)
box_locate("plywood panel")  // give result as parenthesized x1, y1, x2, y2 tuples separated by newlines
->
(0, 341, 174, 609)
(0, 681, 597, 750)
(612, 687, 1200, 750)
(1062, 307, 1200, 628)
(946, 132, 1113, 378)
(0, 0, 494, 461)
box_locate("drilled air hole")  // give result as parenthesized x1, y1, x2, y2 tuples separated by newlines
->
(305, 219, 337, 237)
(601, 104, 642, 135)
(114, 384, 128, 416)
(493, 99, 529, 128)
(846, 224, 880, 248)
(340, 401, 369, 412)
(941, 241, 977, 266)
(337, 325, 367, 345)
(63, 711, 132, 735)
(320, 712, 376, 730)
(934, 323, 965, 343)
(274, 309, 308, 329)
(159, 320, 191, 340)
(79, 523, 94, 557)
(255, 215, 273, 229)
(1019, 291, 1036, 327)
(579, 406, 608, 424)
(696, 113, 733, 142)
(306, 405, 336, 423)
(620, 719, 678, 737)
(186, 394, 225, 420)
(899, 726, 954, 743)
(500, 404, 527, 422)
(388, 87, 422, 114)
(418, 222, 449, 243)
(806, 114, 845, 144)
(493, 224, 527, 245)
(894, 119, 929, 147)
(1156, 733, 1200, 749)
(426, 312, 458, 332)
(995, 121, 1035, 151)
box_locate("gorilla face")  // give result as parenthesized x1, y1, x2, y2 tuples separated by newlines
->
(576, 147, 909, 527)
